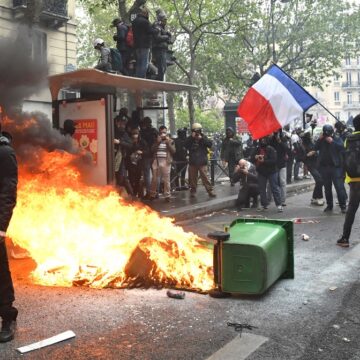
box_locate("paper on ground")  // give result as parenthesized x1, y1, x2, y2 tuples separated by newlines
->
(17, 330, 75, 354)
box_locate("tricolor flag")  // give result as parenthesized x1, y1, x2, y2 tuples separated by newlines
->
(237, 64, 318, 139)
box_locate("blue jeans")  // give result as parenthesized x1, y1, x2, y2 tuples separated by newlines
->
(135, 48, 150, 78)
(319, 166, 347, 208)
(153, 48, 167, 81)
(258, 172, 282, 207)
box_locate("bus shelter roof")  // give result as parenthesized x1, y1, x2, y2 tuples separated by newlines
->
(48, 69, 197, 100)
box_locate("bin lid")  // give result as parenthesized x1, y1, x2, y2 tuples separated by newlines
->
(228, 221, 285, 247)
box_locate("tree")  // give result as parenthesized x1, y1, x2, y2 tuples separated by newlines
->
(207, 0, 359, 101)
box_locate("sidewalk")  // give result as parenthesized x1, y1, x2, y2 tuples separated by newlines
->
(146, 179, 314, 221)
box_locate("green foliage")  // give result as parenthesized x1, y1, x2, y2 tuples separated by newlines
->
(175, 107, 224, 134)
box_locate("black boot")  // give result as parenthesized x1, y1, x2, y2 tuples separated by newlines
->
(0, 307, 17, 343)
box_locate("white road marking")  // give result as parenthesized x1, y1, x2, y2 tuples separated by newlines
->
(206, 333, 268, 360)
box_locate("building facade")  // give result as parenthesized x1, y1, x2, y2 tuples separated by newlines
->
(0, 0, 77, 117)
(308, 56, 360, 127)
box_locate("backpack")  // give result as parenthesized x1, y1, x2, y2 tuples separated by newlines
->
(126, 26, 134, 48)
(344, 133, 360, 178)
(110, 48, 123, 73)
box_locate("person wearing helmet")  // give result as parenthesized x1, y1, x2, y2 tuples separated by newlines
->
(93, 38, 112, 72)
(152, 9, 172, 81)
(185, 123, 216, 198)
(315, 124, 347, 213)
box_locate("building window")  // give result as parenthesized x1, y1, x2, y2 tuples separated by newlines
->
(358, 56, 360, 65)
(335, 112, 341, 119)
(31, 30, 47, 66)
(358, 92, 360, 103)
(346, 71, 352, 85)
(345, 56, 351, 65)
(347, 92, 352, 104)
(334, 92, 340, 102)
(358, 72, 360, 85)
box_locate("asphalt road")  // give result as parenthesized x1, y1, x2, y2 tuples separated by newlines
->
(1, 189, 360, 360)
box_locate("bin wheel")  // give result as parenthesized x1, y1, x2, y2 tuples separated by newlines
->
(208, 289, 231, 298)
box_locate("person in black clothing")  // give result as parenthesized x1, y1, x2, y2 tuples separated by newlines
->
(337, 114, 360, 247)
(132, 7, 154, 78)
(184, 123, 216, 198)
(232, 159, 259, 210)
(0, 126, 18, 343)
(251, 136, 283, 212)
(173, 128, 188, 190)
(220, 127, 243, 186)
(114, 116, 134, 197)
(126, 128, 149, 199)
(140, 117, 158, 198)
(112, 18, 131, 75)
(315, 124, 347, 213)
(152, 10, 172, 81)
(300, 131, 324, 206)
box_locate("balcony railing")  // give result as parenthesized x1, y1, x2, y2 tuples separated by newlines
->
(13, 0, 68, 27)
(342, 63, 360, 70)
(342, 82, 360, 89)
(343, 101, 360, 109)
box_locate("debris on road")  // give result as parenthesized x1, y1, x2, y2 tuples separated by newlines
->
(329, 286, 338, 291)
(332, 324, 340, 330)
(343, 337, 351, 343)
(293, 218, 320, 224)
(227, 322, 258, 336)
(301, 234, 310, 241)
(166, 290, 185, 300)
(17, 330, 76, 354)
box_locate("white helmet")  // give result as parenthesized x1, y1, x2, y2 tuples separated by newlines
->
(93, 38, 104, 48)
(191, 123, 202, 131)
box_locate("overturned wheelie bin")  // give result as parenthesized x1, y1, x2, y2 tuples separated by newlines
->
(208, 218, 294, 297)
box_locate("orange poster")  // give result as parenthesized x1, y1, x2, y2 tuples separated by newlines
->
(73, 119, 98, 163)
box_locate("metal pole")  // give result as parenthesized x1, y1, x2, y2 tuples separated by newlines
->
(316, 101, 340, 123)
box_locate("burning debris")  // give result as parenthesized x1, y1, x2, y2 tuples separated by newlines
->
(6, 150, 213, 292)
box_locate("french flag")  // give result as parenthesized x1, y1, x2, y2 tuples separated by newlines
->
(237, 65, 318, 139)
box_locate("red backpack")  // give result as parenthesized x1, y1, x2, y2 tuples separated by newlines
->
(126, 26, 134, 48)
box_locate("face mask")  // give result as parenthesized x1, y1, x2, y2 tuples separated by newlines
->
(132, 134, 139, 139)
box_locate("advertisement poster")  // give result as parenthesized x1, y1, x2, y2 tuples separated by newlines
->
(73, 119, 98, 163)
(235, 117, 249, 134)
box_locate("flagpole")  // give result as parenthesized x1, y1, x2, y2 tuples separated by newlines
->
(313, 101, 340, 123)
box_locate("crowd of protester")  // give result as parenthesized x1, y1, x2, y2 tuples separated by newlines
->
(112, 108, 360, 249)
(113, 108, 216, 202)
(93, 6, 174, 81)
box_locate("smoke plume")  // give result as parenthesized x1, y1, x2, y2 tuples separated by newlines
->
(0, 25, 93, 175)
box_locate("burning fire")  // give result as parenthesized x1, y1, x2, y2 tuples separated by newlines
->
(7, 150, 214, 292)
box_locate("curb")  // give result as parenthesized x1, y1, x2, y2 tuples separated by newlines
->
(166, 181, 314, 222)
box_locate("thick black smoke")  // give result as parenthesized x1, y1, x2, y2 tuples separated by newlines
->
(0, 25, 48, 113)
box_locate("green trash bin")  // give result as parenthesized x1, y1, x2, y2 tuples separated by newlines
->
(210, 218, 294, 295)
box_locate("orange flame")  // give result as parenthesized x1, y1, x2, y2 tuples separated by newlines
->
(7, 150, 214, 291)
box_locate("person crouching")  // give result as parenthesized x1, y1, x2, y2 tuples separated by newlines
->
(232, 159, 259, 210)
